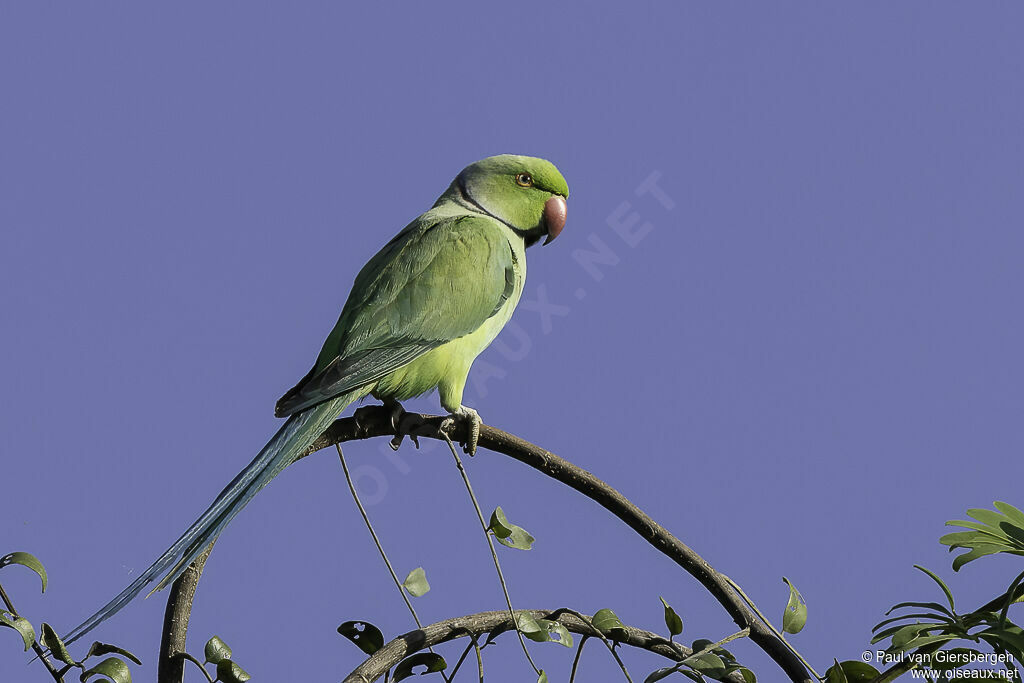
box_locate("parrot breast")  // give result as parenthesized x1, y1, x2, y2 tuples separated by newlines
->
(371, 236, 527, 410)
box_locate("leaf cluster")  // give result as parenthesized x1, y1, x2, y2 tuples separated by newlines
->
(862, 502, 1024, 680)
(1, 552, 141, 683)
(869, 564, 1023, 672)
(941, 501, 1024, 571)
(198, 635, 252, 683)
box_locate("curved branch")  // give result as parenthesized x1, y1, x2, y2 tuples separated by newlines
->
(158, 408, 812, 683)
(304, 407, 813, 683)
(158, 545, 212, 683)
(341, 609, 748, 683)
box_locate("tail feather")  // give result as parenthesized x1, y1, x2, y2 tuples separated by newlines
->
(61, 393, 356, 646)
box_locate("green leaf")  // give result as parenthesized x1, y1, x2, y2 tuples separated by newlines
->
(84, 642, 142, 666)
(944, 526, 1011, 548)
(516, 613, 549, 643)
(338, 620, 385, 655)
(686, 651, 726, 679)
(690, 639, 715, 653)
(80, 657, 132, 683)
(216, 659, 252, 683)
(890, 623, 935, 649)
(592, 608, 629, 640)
(203, 635, 232, 665)
(488, 507, 513, 539)
(393, 653, 447, 681)
(495, 525, 536, 550)
(944, 520, 1014, 544)
(0, 552, 48, 593)
(913, 565, 955, 612)
(644, 666, 680, 682)
(827, 660, 880, 682)
(881, 601, 954, 619)
(870, 621, 931, 646)
(940, 530, 995, 548)
(660, 597, 683, 636)
(1001, 571, 1024, 615)
(871, 612, 952, 634)
(952, 543, 1008, 571)
(0, 610, 35, 651)
(488, 506, 535, 550)
(538, 619, 573, 648)
(737, 668, 757, 683)
(941, 502, 1024, 572)
(994, 501, 1024, 529)
(968, 507, 1022, 539)
(887, 633, 958, 655)
(978, 628, 1024, 656)
(824, 660, 849, 683)
(537, 671, 548, 683)
(402, 567, 430, 597)
(782, 577, 807, 634)
(40, 623, 76, 666)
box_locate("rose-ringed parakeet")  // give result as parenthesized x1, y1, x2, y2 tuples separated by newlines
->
(61, 154, 569, 644)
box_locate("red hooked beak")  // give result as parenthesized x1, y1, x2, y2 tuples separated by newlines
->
(542, 196, 567, 245)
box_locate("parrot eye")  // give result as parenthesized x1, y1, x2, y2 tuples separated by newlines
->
(515, 172, 533, 187)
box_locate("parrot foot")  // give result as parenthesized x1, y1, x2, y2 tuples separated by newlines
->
(354, 399, 406, 438)
(361, 401, 480, 455)
(389, 410, 436, 451)
(446, 406, 481, 456)
(381, 398, 406, 431)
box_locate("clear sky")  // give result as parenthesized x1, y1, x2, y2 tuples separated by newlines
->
(3, 3, 1023, 681)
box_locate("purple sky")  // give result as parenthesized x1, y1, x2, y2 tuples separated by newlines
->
(3, 4, 1023, 681)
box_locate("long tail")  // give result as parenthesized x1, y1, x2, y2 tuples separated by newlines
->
(61, 392, 358, 646)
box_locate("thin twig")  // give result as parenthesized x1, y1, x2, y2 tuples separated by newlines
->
(336, 444, 450, 683)
(687, 627, 750, 660)
(558, 608, 633, 682)
(336, 446, 423, 629)
(175, 652, 216, 683)
(723, 575, 821, 680)
(605, 642, 633, 682)
(0, 581, 63, 681)
(302, 408, 814, 682)
(441, 433, 541, 676)
(998, 570, 1024, 632)
(445, 638, 477, 680)
(657, 627, 751, 679)
(569, 634, 590, 683)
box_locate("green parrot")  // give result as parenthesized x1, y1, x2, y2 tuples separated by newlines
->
(62, 154, 569, 645)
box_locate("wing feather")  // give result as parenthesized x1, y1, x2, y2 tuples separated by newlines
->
(276, 214, 514, 416)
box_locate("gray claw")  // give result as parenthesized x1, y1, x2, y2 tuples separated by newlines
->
(390, 411, 427, 451)
(453, 406, 481, 456)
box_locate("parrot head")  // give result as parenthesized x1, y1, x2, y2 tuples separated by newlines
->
(450, 154, 569, 247)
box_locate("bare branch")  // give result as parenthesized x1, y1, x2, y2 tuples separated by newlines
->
(340, 608, 728, 683)
(158, 545, 212, 683)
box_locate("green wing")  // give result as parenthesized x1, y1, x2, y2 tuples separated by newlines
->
(275, 214, 516, 417)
